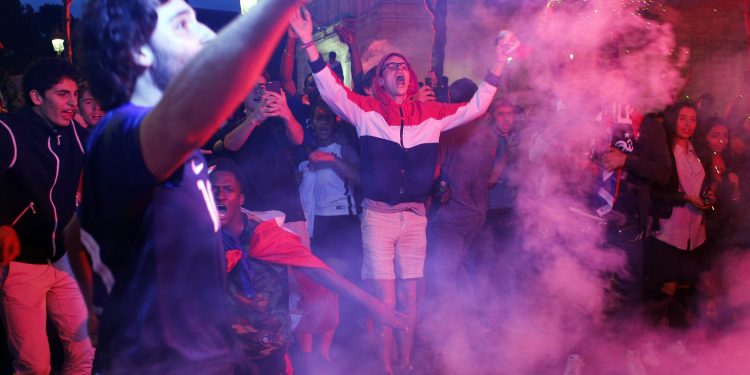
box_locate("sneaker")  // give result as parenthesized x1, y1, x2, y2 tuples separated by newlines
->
(626, 350, 648, 375)
(563, 354, 584, 375)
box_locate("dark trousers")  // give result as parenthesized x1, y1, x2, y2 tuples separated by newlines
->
(311, 215, 362, 282)
(310, 214, 365, 340)
(605, 225, 645, 308)
(235, 348, 286, 375)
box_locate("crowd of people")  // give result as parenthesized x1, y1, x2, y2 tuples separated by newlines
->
(1, 0, 749, 374)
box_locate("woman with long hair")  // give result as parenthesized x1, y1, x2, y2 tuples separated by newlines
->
(645, 101, 710, 328)
(695, 118, 741, 247)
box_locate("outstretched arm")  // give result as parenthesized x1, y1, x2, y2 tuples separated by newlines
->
(289, 8, 369, 131)
(437, 38, 508, 133)
(299, 267, 405, 328)
(140, 0, 303, 182)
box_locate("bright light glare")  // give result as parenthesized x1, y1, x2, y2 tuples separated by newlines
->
(240, 0, 259, 14)
(51, 38, 65, 55)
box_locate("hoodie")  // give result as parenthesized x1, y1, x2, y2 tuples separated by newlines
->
(309, 54, 499, 206)
(0, 107, 87, 263)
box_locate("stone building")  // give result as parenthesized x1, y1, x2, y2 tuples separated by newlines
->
(299, 0, 433, 89)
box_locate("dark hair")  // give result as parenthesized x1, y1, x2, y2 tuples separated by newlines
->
(312, 101, 336, 123)
(22, 58, 80, 107)
(328, 51, 337, 60)
(354, 67, 375, 95)
(373, 53, 418, 103)
(489, 97, 514, 113)
(663, 101, 698, 146)
(695, 117, 733, 166)
(447, 78, 477, 103)
(77, 80, 89, 94)
(209, 158, 247, 196)
(79, 0, 165, 111)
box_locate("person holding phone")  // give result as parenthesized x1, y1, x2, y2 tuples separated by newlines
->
(217, 73, 306, 238)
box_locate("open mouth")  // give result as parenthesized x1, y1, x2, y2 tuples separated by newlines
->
(62, 109, 75, 119)
(396, 75, 406, 85)
(217, 203, 227, 218)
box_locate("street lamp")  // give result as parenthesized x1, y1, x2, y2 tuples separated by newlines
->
(51, 38, 65, 55)
(240, 0, 258, 14)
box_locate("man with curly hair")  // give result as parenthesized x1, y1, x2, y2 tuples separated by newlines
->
(77, 0, 303, 373)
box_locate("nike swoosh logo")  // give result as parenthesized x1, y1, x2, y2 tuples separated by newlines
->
(192, 160, 204, 175)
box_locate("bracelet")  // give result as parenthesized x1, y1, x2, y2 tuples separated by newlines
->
(300, 40, 315, 49)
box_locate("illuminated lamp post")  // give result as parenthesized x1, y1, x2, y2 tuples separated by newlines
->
(240, 0, 259, 14)
(51, 29, 65, 56)
(63, 0, 73, 62)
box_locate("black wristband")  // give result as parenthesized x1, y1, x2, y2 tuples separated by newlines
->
(484, 72, 501, 87)
(309, 55, 326, 73)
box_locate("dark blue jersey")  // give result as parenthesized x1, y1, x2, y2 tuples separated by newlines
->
(79, 104, 235, 374)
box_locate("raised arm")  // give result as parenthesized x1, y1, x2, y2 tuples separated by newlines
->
(267, 90, 304, 145)
(280, 29, 298, 95)
(140, 0, 303, 182)
(223, 92, 271, 152)
(436, 39, 508, 133)
(289, 8, 369, 130)
(336, 26, 363, 80)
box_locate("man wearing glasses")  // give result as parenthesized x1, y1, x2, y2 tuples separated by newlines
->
(291, 9, 508, 374)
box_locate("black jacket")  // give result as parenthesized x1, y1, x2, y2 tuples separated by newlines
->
(650, 141, 710, 225)
(618, 118, 672, 231)
(0, 107, 87, 263)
